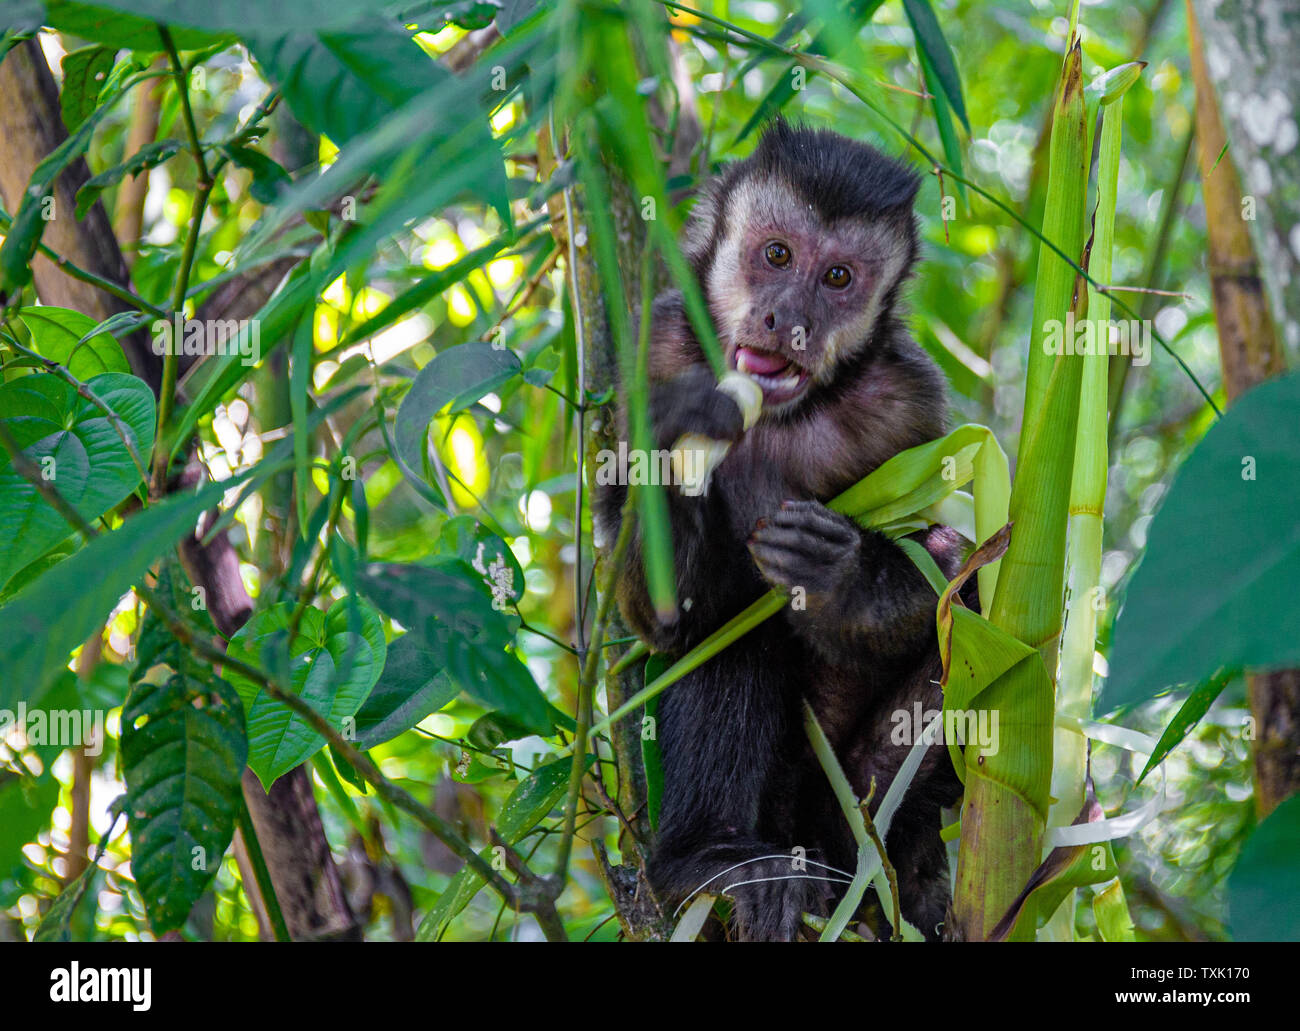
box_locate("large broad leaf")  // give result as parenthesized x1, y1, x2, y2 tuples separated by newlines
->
(122, 673, 247, 933)
(353, 632, 458, 749)
(17, 305, 130, 376)
(1103, 371, 1300, 713)
(415, 755, 590, 940)
(0, 464, 264, 709)
(43, 1, 230, 49)
(357, 561, 552, 734)
(54, 0, 398, 32)
(0, 372, 154, 593)
(225, 599, 386, 788)
(246, 25, 455, 147)
(1227, 793, 1300, 941)
(394, 342, 521, 478)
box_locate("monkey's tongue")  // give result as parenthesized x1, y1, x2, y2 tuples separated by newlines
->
(735, 347, 792, 376)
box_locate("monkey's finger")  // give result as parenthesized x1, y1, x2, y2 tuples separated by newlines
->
(776, 498, 850, 525)
(748, 553, 802, 589)
(768, 503, 858, 546)
(747, 540, 820, 583)
(750, 524, 848, 564)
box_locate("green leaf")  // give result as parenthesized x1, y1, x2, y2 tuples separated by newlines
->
(394, 342, 521, 479)
(122, 672, 248, 933)
(901, 0, 969, 131)
(245, 25, 453, 147)
(59, 45, 115, 133)
(415, 755, 590, 940)
(0, 462, 266, 708)
(1103, 371, 1300, 712)
(221, 144, 292, 204)
(34, 864, 96, 942)
(76, 139, 184, 220)
(17, 305, 130, 376)
(732, 0, 887, 146)
(353, 632, 458, 749)
(225, 599, 387, 788)
(1137, 669, 1236, 784)
(236, 24, 528, 262)
(55, 0, 398, 32)
(1227, 793, 1300, 941)
(43, 0, 230, 49)
(436, 515, 524, 609)
(357, 561, 552, 734)
(642, 654, 669, 830)
(0, 775, 59, 879)
(0, 372, 154, 593)
(916, 44, 967, 206)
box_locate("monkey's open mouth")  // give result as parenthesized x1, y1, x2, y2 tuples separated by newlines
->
(734, 346, 809, 404)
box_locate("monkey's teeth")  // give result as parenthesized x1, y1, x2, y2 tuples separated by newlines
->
(752, 370, 803, 395)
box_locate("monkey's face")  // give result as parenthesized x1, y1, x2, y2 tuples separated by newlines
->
(703, 178, 914, 415)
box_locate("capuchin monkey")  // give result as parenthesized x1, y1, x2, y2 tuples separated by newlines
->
(595, 120, 973, 941)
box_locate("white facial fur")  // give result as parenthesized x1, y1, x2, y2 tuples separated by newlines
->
(695, 175, 912, 382)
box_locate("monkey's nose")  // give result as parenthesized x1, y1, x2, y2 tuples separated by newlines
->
(763, 312, 776, 331)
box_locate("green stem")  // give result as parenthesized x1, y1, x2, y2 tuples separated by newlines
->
(236, 801, 292, 942)
(555, 484, 637, 879)
(152, 27, 215, 491)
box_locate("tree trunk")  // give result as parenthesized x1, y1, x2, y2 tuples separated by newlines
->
(1188, 0, 1300, 818)
(1190, 0, 1300, 365)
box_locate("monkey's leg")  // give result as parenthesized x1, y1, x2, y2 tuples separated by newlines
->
(648, 643, 834, 941)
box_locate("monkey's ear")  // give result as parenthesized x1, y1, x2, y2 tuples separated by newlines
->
(681, 179, 723, 269)
(873, 158, 922, 213)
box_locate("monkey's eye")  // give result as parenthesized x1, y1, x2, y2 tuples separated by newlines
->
(764, 242, 791, 268)
(823, 265, 852, 289)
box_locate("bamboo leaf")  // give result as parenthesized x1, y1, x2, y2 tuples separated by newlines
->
(901, 0, 969, 131)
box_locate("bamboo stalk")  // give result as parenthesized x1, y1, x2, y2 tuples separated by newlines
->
(951, 32, 1089, 942)
(1043, 89, 1127, 942)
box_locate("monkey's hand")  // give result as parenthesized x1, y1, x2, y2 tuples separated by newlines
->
(747, 499, 861, 602)
(753, 503, 956, 661)
(649, 364, 746, 452)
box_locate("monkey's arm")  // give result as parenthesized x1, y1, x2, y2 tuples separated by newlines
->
(748, 500, 964, 662)
(594, 364, 750, 654)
